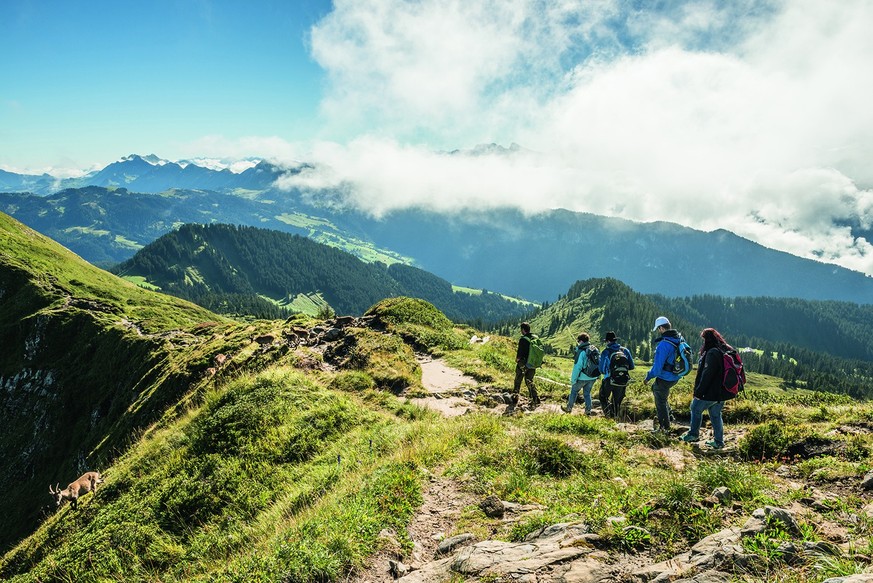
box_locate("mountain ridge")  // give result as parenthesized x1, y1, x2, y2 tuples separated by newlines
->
(112, 222, 533, 323)
(1, 154, 871, 304)
(0, 212, 242, 551)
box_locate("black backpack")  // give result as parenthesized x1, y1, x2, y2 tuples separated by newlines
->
(608, 349, 631, 387)
(583, 346, 601, 378)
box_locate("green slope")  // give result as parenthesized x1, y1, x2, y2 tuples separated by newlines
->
(0, 212, 268, 552)
(2, 293, 872, 583)
(112, 222, 533, 324)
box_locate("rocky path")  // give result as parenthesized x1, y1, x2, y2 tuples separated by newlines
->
(405, 355, 481, 417)
(366, 356, 873, 582)
(300, 324, 873, 583)
(348, 474, 477, 583)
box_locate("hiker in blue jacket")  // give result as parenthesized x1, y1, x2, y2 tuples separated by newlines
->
(562, 333, 599, 415)
(598, 331, 634, 419)
(644, 316, 684, 432)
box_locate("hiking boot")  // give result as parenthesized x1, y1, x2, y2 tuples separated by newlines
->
(680, 432, 699, 443)
(705, 440, 725, 450)
(510, 394, 519, 405)
(585, 410, 593, 416)
(560, 404, 571, 414)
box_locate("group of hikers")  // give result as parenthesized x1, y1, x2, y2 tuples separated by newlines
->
(513, 318, 744, 450)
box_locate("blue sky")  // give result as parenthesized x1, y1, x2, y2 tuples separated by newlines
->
(1, 0, 872, 277)
(1, 0, 332, 170)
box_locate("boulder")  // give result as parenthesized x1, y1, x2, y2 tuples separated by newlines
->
(785, 436, 844, 459)
(334, 316, 355, 327)
(479, 495, 505, 518)
(321, 327, 342, 342)
(672, 571, 732, 583)
(638, 525, 762, 581)
(436, 533, 475, 555)
(712, 487, 732, 505)
(388, 559, 409, 579)
(398, 521, 592, 582)
(741, 506, 800, 537)
(561, 557, 622, 582)
(450, 539, 586, 577)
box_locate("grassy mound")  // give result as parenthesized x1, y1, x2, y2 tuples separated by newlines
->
(366, 297, 466, 351)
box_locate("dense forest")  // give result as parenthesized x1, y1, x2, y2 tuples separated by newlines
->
(497, 278, 873, 399)
(112, 223, 533, 324)
(656, 294, 873, 399)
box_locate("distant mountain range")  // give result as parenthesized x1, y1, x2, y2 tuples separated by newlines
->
(2, 154, 872, 304)
(0, 154, 293, 195)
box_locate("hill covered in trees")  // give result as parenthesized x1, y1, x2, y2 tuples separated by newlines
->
(112, 223, 533, 324)
(510, 278, 873, 399)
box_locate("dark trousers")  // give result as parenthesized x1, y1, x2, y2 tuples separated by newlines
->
(652, 378, 678, 430)
(599, 377, 626, 419)
(513, 364, 538, 401)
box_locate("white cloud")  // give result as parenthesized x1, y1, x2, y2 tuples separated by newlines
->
(275, 138, 568, 215)
(0, 163, 96, 179)
(182, 157, 261, 174)
(283, 0, 873, 276)
(179, 135, 305, 166)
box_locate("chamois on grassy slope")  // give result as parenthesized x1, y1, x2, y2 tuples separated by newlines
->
(49, 471, 103, 509)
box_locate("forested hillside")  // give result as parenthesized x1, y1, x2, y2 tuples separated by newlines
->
(507, 278, 873, 399)
(112, 223, 532, 324)
(654, 295, 873, 361)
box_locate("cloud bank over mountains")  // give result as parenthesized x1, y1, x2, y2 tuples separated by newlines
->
(277, 0, 873, 276)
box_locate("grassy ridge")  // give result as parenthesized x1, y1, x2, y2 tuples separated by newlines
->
(0, 212, 221, 333)
(0, 367, 437, 581)
(4, 326, 872, 581)
(0, 212, 239, 551)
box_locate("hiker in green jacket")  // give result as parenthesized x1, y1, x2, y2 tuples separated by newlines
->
(512, 322, 541, 408)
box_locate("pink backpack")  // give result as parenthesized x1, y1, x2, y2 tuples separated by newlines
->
(721, 349, 746, 398)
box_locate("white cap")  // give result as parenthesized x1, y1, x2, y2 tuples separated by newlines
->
(652, 316, 670, 331)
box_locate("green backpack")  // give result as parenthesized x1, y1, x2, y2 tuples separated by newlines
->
(525, 334, 545, 368)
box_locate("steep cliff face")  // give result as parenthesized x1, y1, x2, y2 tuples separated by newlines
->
(0, 305, 170, 550)
(0, 213, 231, 552)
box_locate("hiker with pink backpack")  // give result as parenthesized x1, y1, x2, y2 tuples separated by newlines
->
(680, 328, 746, 449)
